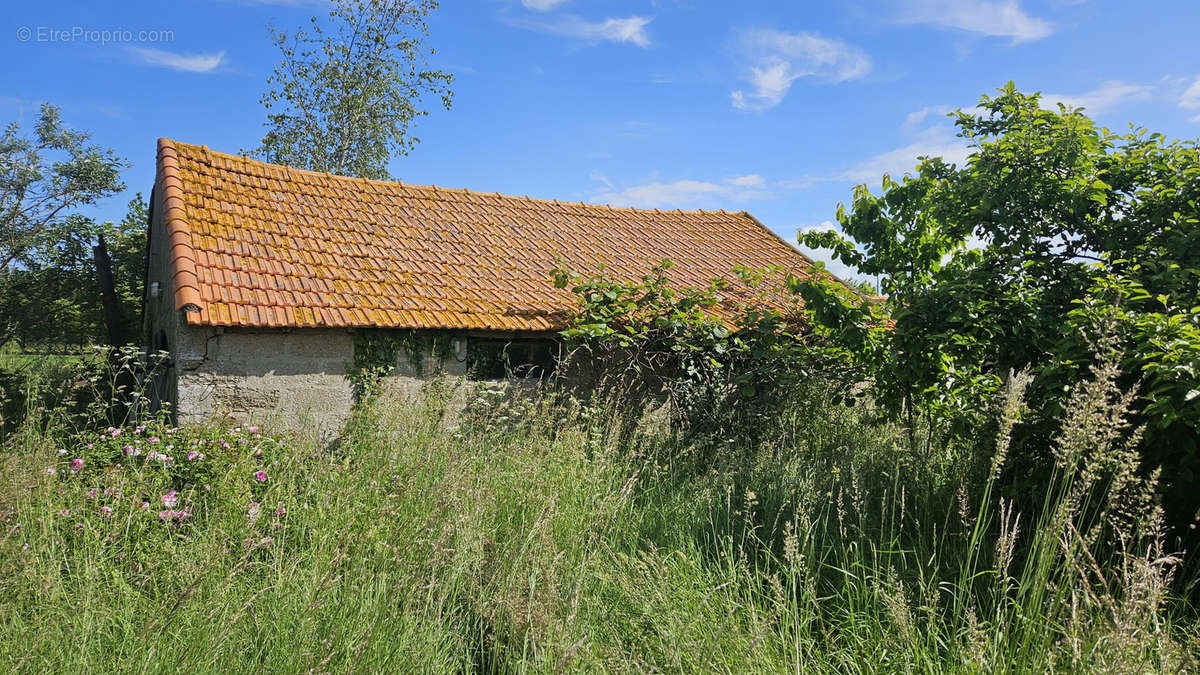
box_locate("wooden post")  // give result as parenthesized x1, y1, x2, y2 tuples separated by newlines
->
(93, 233, 124, 346)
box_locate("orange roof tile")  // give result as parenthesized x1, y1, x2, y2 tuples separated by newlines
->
(155, 138, 828, 330)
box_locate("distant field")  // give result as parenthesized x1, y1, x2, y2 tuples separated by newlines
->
(0, 348, 86, 373)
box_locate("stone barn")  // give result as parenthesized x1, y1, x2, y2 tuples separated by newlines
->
(143, 138, 831, 432)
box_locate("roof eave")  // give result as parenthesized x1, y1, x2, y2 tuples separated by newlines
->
(156, 138, 203, 315)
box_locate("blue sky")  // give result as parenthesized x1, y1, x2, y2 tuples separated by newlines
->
(4, 0, 1199, 280)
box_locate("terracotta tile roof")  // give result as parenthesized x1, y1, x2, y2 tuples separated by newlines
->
(155, 138, 827, 330)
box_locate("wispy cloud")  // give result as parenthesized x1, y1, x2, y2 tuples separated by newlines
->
(782, 110, 970, 188)
(0, 96, 127, 120)
(903, 105, 955, 130)
(0, 96, 41, 111)
(731, 29, 871, 111)
(588, 171, 613, 189)
(509, 14, 652, 47)
(838, 81, 1155, 185)
(836, 125, 971, 183)
(1179, 76, 1200, 122)
(894, 0, 1052, 43)
(726, 173, 766, 188)
(798, 221, 838, 237)
(732, 59, 798, 111)
(796, 221, 872, 283)
(590, 173, 772, 209)
(1043, 80, 1152, 114)
(128, 47, 226, 73)
(521, 0, 569, 10)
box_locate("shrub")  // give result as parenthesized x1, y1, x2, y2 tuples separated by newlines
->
(552, 260, 859, 447)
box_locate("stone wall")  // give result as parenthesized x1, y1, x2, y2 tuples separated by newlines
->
(173, 326, 357, 435)
(168, 329, 483, 435)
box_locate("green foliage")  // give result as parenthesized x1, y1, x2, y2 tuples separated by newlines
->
(348, 329, 403, 402)
(0, 344, 169, 442)
(1, 369, 1195, 671)
(348, 328, 454, 402)
(0, 195, 146, 349)
(0, 103, 126, 270)
(59, 420, 279, 515)
(0, 348, 84, 436)
(553, 260, 851, 442)
(798, 84, 1200, 512)
(254, 0, 454, 179)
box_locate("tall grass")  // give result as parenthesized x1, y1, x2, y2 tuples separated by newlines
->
(1, 355, 1197, 671)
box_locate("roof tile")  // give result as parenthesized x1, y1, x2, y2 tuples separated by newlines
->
(156, 138, 828, 330)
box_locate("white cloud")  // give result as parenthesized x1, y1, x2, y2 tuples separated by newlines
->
(731, 29, 872, 111)
(128, 47, 225, 73)
(726, 173, 766, 188)
(512, 14, 652, 47)
(796, 221, 869, 283)
(800, 221, 838, 235)
(777, 108, 974, 188)
(1043, 80, 1152, 114)
(1182, 77, 1200, 107)
(836, 126, 971, 183)
(588, 171, 613, 189)
(522, 0, 569, 10)
(590, 173, 773, 209)
(894, 0, 1052, 43)
(593, 180, 726, 208)
(903, 105, 954, 130)
(732, 58, 797, 111)
(1180, 76, 1200, 121)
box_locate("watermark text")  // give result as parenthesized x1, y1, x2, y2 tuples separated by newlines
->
(16, 26, 175, 45)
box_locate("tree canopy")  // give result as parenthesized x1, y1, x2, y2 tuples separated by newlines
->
(254, 0, 454, 180)
(0, 195, 146, 349)
(799, 83, 1200, 529)
(0, 103, 125, 271)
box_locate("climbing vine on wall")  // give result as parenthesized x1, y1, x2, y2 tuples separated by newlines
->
(348, 328, 457, 403)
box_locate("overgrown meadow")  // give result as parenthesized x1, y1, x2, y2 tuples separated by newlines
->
(1, 349, 1197, 672)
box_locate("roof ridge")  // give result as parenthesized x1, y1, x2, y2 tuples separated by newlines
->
(156, 138, 203, 314)
(164, 138, 742, 218)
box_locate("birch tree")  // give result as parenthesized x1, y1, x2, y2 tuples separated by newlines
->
(255, 0, 454, 180)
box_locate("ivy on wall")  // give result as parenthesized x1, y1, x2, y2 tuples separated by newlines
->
(347, 328, 457, 403)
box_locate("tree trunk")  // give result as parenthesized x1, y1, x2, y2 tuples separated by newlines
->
(93, 233, 124, 346)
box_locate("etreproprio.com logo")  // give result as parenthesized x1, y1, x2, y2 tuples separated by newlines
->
(16, 26, 175, 45)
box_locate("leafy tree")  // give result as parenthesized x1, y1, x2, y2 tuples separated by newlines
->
(553, 261, 849, 445)
(104, 194, 148, 336)
(254, 0, 454, 179)
(0, 195, 146, 349)
(798, 83, 1200, 531)
(0, 103, 125, 270)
